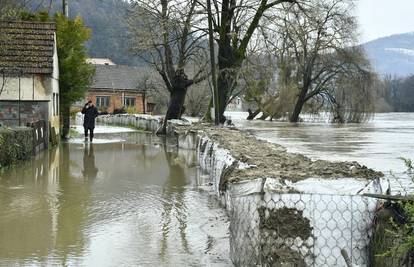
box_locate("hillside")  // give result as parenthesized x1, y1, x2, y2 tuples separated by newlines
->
(363, 32, 414, 77)
(29, 1, 414, 77)
(31, 0, 143, 66)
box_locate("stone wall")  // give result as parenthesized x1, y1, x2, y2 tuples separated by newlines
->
(0, 127, 34, 168)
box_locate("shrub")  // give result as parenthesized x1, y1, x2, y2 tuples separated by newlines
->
(0, 127, 33, 168)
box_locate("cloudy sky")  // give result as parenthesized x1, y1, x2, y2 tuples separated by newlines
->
(357, 0, 414, 42)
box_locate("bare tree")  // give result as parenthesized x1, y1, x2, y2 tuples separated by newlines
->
(241, 54, 277, 120)
(202, 0, 300, 123)
(185, 80, 210, 117)
(128, 0, 209, 134)
(263, 0, 375, 122)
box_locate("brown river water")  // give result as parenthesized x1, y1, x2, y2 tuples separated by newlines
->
(0, 130, 230, 266)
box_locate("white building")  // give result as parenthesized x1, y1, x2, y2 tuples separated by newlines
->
(86, 58, 116, 65)
(0, 21, 60, 140)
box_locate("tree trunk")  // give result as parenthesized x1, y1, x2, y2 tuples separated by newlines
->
(246, 108, 261, 120)
(61, 105, 70, 139)
(202, 98, 213, 122)
(290, 88, 308, 122)
(258, 112, 268, 120)
(217, 40, 242, 124)
(217, 73, 230, 123)
(157, 87, 187, 135)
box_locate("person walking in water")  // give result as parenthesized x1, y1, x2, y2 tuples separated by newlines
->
(81, 100, 98, 142)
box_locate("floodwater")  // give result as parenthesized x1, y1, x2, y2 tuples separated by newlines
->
(227, 112, 414, 193)
(0, 129, 230, 266)
(228, 112, 414, 173)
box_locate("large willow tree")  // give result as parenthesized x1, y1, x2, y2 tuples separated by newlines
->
(267, 0, 375, 122)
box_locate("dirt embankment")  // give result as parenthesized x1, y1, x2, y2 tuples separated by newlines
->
(185, 124, 383, 184)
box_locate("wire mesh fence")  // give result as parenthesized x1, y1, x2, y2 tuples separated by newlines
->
(227, 190, 377, 267)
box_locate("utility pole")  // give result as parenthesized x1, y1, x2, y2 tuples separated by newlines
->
(62, 0, 69, 17)
(206, 0, 219, 125)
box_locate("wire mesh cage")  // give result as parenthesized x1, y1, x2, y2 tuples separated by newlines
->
(227, 190, 377, 267)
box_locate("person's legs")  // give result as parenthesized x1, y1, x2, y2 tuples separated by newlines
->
(89, 128, 94, 142)
(84, 127, 89, 140)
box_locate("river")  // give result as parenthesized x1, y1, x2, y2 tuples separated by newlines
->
(0, 128, 230, 266)
(227, 112, 414, 193)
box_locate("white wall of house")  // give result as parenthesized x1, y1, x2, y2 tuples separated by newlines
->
(49, 33, 60, 136)
(0, 75, 51, 101)
(0, 35, 60, 135)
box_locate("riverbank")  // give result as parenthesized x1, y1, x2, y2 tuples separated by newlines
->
(97, 114, 384, 266)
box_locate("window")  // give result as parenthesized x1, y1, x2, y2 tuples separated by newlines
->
(96, 96, 110, 108)
(124, 97, 135, 107)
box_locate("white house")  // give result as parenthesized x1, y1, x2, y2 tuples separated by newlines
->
(0, 21, 60, 140)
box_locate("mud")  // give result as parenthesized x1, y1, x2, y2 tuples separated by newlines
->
(259, 207, 312, 240)
(258, 207, 312, 266)
(265, 248, 307, 267)
(186, 124, 383, 186)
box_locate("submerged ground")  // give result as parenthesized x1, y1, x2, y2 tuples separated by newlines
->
(0, 128, 230, 266)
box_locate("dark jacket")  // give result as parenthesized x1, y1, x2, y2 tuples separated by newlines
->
(82, 104, 98, 129)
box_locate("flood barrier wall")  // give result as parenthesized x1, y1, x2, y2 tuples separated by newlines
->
(97, 114, 379, 267)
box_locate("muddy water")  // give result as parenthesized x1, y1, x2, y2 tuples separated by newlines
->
(227, 112, 414, 193)
(0, 130, 230, 266)
(228, 112, 414, 173)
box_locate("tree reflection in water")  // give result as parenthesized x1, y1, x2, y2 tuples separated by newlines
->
(159, 142, 190, 260)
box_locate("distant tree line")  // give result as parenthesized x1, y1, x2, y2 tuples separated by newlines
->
(377, 75, 414, 112)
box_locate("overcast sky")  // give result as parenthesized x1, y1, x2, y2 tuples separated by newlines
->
(357, 0, 414, 42)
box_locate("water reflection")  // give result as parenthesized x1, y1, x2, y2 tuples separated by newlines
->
(160, 145, 190, 259)
(82, 144, 98, 179)
(0, 147, 61, 265)
(0, 131, 230, 266)
(55, 143, 91, 266)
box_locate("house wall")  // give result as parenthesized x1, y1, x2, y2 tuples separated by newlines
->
(0, 75, 52, 127)
(85, 90, 145, 114)
(0, 75, 49, 101)
(0, 34, 60, 137)
(49, 34, 60, 137)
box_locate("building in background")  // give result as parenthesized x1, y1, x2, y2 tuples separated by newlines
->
(86, 60, 155, 114)
(0, 21, 60, 139)
(86, 58, 115, 65)
(226, 96, 244, 111)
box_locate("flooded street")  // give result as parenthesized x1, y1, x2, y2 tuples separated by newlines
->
(0, 129, 230, 266)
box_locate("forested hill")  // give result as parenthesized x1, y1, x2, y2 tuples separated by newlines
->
(363, 32, 414, 77)
(32, 0, 143, 66)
